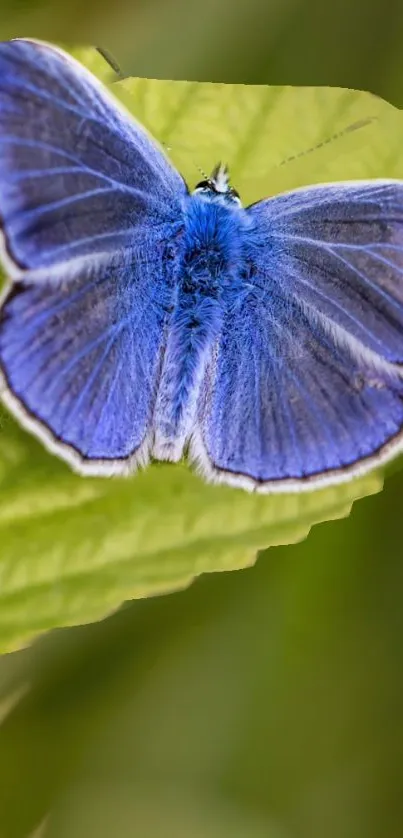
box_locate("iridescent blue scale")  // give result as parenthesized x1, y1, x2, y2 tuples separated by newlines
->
(0, 39, 402, 492)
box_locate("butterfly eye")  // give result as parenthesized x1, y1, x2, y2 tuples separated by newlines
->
(194, 180, 211, 191)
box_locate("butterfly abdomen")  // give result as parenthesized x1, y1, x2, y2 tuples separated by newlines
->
(152, 194, 246, 462)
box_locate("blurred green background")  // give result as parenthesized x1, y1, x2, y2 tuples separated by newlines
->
(1, 2, 403, 837)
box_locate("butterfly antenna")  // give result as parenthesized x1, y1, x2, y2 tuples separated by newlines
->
(95, 46, 125, 81)
(196, 164, 209, 181)
(279, 116, 377, 167)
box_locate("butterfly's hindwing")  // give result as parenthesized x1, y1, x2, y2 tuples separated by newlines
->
(0, 242, 180, 472)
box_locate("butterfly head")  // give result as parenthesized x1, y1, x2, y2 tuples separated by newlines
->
(193, 163, 242, 207)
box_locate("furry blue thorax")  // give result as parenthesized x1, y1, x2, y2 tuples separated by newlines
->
(153, 191, 251, 460)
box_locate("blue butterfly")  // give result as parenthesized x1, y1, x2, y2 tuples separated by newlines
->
(0, 38, 402, 493)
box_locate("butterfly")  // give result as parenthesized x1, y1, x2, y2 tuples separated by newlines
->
(0, 38, 402, 494)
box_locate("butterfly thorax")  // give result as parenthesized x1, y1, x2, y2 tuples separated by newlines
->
(152, 186, 249, 462)
(181, 192, 245, 293)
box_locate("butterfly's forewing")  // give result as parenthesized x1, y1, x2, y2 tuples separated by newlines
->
(0, 39, 185, 271)
(0, 39, 186, 473)
(193, 181, 403, 491)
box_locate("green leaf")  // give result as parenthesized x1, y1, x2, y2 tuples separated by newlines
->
(2, 49, 402, 653)
(113, 74, 403, 196)
(0, 417, 381, 653)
